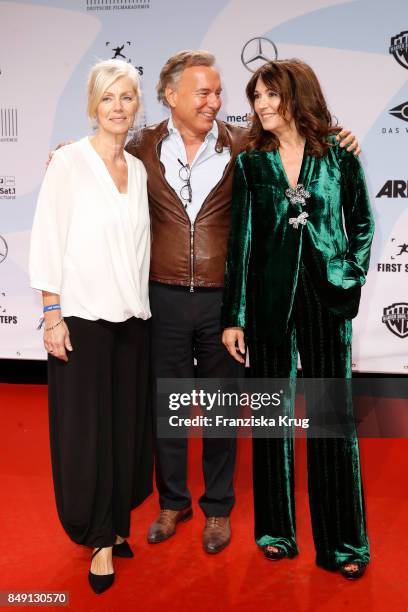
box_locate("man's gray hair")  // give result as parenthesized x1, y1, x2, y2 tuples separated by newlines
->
(156, 50, 216, 107)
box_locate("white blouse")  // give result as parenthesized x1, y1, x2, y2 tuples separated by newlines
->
(29, 137, 151, 322)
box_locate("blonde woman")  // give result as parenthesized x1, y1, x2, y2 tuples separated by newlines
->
(29, 60, 152, 594)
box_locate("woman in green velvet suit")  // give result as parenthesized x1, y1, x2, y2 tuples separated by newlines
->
(221, 59, 374, 579)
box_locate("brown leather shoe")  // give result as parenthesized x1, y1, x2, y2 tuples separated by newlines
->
(147, 507, 192, 544)
(202, 517, 231, 554)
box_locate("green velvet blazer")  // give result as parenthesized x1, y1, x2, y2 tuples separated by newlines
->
(221, 142, 375, 344)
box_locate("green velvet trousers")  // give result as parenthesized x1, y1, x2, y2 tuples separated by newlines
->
(250, 264, 370, 570)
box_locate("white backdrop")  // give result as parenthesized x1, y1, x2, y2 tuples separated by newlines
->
(0, 0, 407, 372)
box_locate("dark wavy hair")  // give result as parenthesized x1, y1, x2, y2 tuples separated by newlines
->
(245, 59, 339, 157)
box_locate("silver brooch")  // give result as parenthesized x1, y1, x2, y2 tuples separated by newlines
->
(285, 184, 311, 207)
(289, 211, 309, 229)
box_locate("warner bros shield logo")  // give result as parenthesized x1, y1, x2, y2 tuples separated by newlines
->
(389, 31, 408, 69)
(382, 303, 408, 338)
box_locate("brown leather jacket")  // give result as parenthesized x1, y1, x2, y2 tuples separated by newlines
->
(126, 119, 248, 289)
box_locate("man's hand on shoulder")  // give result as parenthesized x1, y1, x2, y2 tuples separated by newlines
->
(336, 129, 361, 156)
(47, 141, 74, 168)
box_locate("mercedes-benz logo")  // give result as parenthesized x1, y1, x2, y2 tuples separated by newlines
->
(241, 37, 278, 72)
(0, 235, 8, 264)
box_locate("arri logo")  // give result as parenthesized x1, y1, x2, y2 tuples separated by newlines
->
(382, 303, 408, 338)
(389, 30, 408, 69)
(0, 176, 16, 199)
(105, 42, 143, 75)
(376, 181, 408, 198)
(241, 37, 278, 72)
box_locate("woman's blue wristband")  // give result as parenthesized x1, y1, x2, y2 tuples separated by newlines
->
(43, 304, 61, 313)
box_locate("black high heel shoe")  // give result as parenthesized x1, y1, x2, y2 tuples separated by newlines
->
(339, 562, 367, 580)
(262, 545, 287, 561)
(113, 540, 134, 558)
(88, 547, 115, 594)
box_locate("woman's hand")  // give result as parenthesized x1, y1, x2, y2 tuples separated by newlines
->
(222, 327, 246, 364)
(336, 129, 361, 155)
(43, 318, 73, 362)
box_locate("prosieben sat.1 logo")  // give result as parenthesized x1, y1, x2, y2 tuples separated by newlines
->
(0, 176, 16, 200)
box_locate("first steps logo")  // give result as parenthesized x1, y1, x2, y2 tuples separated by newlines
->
(86, 0, 150, 10)
(0, 176, 16, 199)
(0, 291, 18, 325)
(105, 42, 143, 75)
(389, 30, 408, 69)
(377, 237, 408, 273)
(382, 303, 408, 338)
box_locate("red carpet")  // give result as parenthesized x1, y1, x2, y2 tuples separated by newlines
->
(1, 383, 407, 611)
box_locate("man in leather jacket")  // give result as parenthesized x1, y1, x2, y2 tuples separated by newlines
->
(126, 50, 359, 554)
